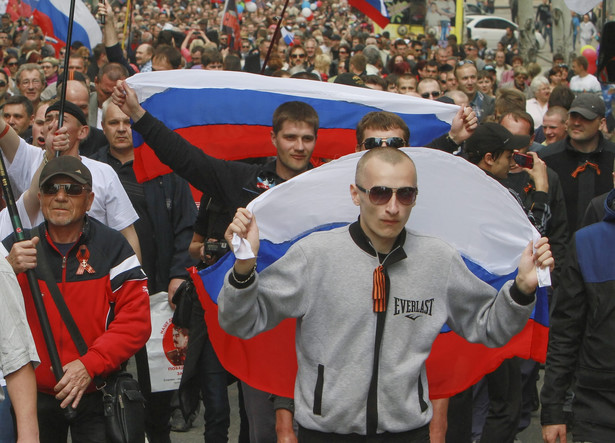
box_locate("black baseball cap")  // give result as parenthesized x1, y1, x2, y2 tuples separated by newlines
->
(569, 93, 606, 120)
(334, 73, 366, 88)
(45, 101, 87, 126)
(39, 156, 92, 188)
(466, 122, 530, 157)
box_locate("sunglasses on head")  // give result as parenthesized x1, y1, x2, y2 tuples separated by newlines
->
(41, 182, 90, 196)
(457, 60, 475, 67)
(420, 91, 441, 99)
(361, 137, 406, 150)
(356, 184, 418, 206)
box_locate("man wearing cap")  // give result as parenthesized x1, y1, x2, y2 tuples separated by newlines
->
(2, 156, 150, 441)
(540, 93, 615, 231)
(464, 122, 535, 442)
(0, 100, 141, 259)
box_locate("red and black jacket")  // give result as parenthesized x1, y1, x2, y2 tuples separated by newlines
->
(3, 216, 151, 394)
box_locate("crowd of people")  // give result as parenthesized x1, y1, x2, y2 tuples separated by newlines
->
(0, 0, 613, 442)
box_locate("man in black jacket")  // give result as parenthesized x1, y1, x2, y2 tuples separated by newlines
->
(112, 80, 318, 443)
(540, 94, 615, 231)
(541, 189, 615, 442)
(92, 100, 196, 443)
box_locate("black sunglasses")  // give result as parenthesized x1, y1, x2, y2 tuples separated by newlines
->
(41, 182, 90, 196)
(420, 91, 441, 99)
(356, 184, 418, 206)
(291, 53, 306, 58)
(361, 137, 406, 150)
(0, 80, 6, 87)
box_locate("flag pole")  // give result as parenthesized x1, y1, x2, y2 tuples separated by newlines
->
(220, 0, 230, 33)
(0, 152, 76, 419)
(56, 0, 77, 157)
(260, 0, 291, 75)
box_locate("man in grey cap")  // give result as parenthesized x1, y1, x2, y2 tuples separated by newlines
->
(540, 93, 615, 231)
(2, 156, 150, 441)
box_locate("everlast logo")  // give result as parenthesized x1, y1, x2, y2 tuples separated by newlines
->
(393, 297, 434, 320)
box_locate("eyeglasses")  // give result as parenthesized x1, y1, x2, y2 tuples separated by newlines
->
(41, 182, 90, 196)
(291, 53, 306, 58)
(420, 91, 441, 99)
(355, 184, 418, 205)
(361, 137, 407, 150)
(20, 79, 41, 86)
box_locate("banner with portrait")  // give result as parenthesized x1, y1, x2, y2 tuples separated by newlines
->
(146, 292, 186, 393)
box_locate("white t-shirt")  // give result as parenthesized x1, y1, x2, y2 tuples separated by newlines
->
(526, 98, 548, 129)
(6, 139, 138, 232)
(569, 74, 601, 94)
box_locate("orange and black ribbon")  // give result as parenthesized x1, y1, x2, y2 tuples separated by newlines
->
(372, 265, 386, 313)
(76, 245, 95, 275)
(571, 161, 601, 178)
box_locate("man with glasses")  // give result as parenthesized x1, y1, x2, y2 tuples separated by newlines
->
(0, 100, 140, 260)
(219, 146, 553, 441)
(356, 109, 478, 156)
(2, 155, 150, 441)
(417, 78, 442, 100)
(501, 66, 531, 99)
(40, 57, 59, 86)
(288, 45, 308, 74)
(462, 41, 485, 70)
(16, 63, 45, 109)
(113, 81, 319, 442)
(455, 60, 494, 122)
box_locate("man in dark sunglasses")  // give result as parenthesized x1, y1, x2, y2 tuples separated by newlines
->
(2, 156, 150, 440)
(417, 78, 441, 101)
(356, 109, 478, 155)
(0, 100, 140, 260)
(220, 146, 554, 441)
(113, 80, 319, 443)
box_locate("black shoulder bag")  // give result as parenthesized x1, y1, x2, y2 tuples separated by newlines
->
(33, 227, 145, 443)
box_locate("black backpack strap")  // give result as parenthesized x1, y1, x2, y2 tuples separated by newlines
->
(32, 226, 105, 387)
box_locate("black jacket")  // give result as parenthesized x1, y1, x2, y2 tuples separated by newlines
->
(92, 147, 197, 293)
(132, 111, 286, 210)
(500, 168, 569, 286)
(539, 135, 615, 231)
(540, 190, 615, 439)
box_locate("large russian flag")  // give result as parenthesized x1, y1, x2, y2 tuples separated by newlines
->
(125, 71, 457, 183)
(191, 148, 550, 399)
(12, 0, 102, 52)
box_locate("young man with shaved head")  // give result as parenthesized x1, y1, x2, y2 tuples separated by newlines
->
(220, 146, 553, 441)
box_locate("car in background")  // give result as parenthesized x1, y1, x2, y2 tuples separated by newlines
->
(466, 15, 546, 52)
(466, 15, 519, 49)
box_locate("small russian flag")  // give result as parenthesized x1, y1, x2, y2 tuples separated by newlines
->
(281, 26, 295, 46)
